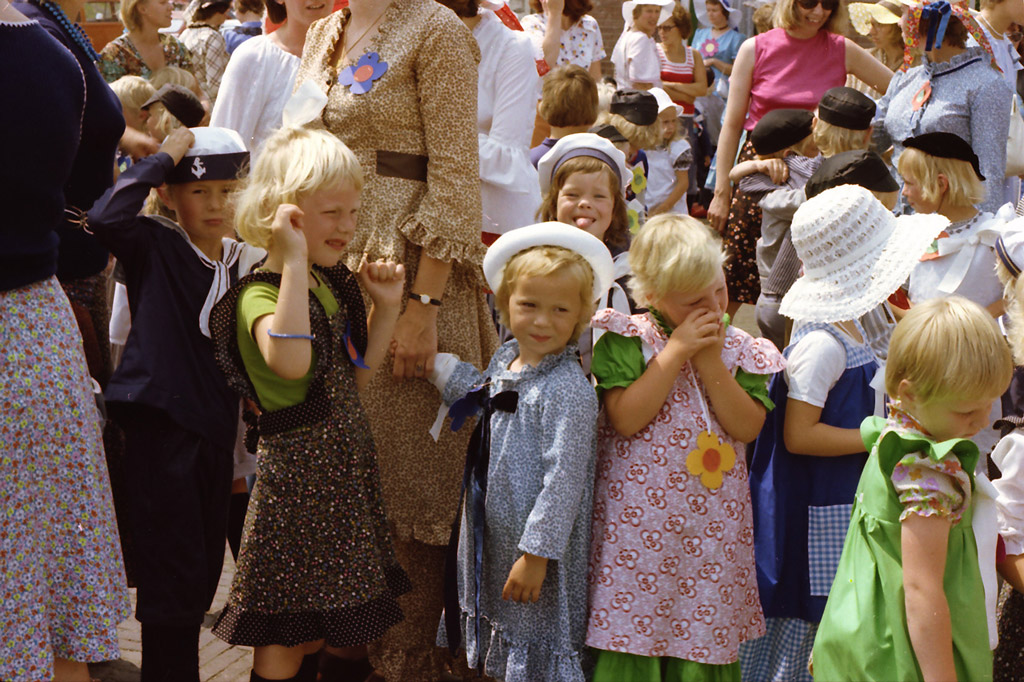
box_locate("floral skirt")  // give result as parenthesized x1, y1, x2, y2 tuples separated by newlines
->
(0, 276, 129, 680)
(722, 140, 763, 305)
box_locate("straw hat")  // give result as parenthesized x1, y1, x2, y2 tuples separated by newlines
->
(483, 222, 615, 301)
(848, 1, 901, 36)
(779, 185, 949, 323)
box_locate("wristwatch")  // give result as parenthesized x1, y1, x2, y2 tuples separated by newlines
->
(410, 292, 442, 307)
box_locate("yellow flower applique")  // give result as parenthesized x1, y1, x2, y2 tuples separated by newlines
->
(686, 431, 736, 490)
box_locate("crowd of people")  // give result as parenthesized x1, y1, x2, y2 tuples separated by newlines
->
(9, 0, 1024, 681)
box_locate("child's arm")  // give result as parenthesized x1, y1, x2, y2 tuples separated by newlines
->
(987, 298, 1006, 318)
(604, 308, 721, 437)
(728, 158, 788, 185)
(650, 168, 688, 216)
(251, 205, 314, 380)
(691, 323, 766, 443)
(355, 257, 406, 391)
(504, 377, 599, 603)
(902, 513, 956, 682)
(999, 553, 1024, 594)
(784, 400, 868, 456)
(86, 127, 194, 255)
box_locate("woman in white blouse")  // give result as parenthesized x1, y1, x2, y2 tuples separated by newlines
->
(210, 0, 331, 152)
(611, 0, 675, 89)
(440, 0, 541, 241)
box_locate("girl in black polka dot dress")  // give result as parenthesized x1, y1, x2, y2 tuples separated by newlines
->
(208, 127, 411, 681)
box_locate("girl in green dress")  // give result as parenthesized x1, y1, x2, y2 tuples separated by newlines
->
(812, 296, 1012, 682)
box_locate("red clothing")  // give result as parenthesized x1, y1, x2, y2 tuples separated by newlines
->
(657, 43, 696, 115)
(746, 27, 846, 130)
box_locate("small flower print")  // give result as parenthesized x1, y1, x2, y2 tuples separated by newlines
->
(685, 430, 737, 490)
(337, 52, 388, 95)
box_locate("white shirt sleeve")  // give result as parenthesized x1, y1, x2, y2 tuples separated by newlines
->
(624, 32, 661, 86)
(784, 330, 847, 408)
(992, 431, 1024, 556)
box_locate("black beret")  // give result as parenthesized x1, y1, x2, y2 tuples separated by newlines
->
(141, 83, 205, 129)
(902, 132, 985, 180)
(609, 89, 658, 126)
(750, 109, 814, 156)
(590, 122, 628, 144)
(817, 86, 876, 130)
(805, 150, 900, 199)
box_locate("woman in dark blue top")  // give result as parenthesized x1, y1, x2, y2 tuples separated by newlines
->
(0, 3, 131, 679)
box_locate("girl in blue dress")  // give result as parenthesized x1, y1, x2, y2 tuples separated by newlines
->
(741, 185, 949, 680)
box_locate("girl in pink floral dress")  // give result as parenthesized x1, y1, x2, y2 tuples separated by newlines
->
(586, 214, 785, 681)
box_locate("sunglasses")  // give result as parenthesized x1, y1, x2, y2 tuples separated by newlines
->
(796, 0, 839, 10)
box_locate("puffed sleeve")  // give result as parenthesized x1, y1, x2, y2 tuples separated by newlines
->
(970, 76, 1013, 213)
(518, 374, 599, 559)
(992, 430, 1024, 555)
(401, 14, 486, 265)
(891, 451, 971, 523)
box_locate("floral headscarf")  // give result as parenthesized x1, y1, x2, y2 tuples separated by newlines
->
(899, 0, 998, 70)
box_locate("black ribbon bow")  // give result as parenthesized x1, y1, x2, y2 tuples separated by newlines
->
(443, 384, 519, 668)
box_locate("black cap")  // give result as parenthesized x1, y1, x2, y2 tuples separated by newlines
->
(589, 122, 628, 144)
(902, 132, 985, 181)
(142, 84, 205, 129)
(750, 109, 814, 156)
(805, 150, 900, 199)
(609, 89, 658, 126)
(817, 86, 876, 130)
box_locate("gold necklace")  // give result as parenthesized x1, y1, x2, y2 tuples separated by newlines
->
(339, 1, 390, 65)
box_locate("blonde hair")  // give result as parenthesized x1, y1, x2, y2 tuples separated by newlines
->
(813, 118, 870, 157)
(753, 2, 776, 33)
(494, 245, 596, 339)
(886, 296, 1012, 403)
(110, 75, 156, 111)
(628, 213, 727, 305)
(120, 0, 145, 31)
(773, 0, 848, 35)
(897, 147, 985, 209)
(145, 101, 184, 142)
(538, 155, 630, 251)
(234, 127, 363, 250)
(597, 81, 617, 114)
(997, 257, 1024, 364)
(596, 111, 661, 150)
(150, 66, 201, 94)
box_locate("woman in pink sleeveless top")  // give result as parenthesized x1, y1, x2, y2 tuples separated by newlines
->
(708, 0, 892, 314)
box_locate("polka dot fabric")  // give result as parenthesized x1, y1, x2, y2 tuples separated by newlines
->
(0, 276, 130, 681)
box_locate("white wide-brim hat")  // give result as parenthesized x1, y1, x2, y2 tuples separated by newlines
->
(483, 222, 615, 302)
(538, 133, 630, 195)
(622, 0, 676, 29)
(650, 87, 683, 117)
(693, 0, 741, 29)
(779, 184, 949, 323)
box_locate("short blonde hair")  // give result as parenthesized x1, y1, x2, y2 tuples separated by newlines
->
(110, 75, 156, 111)
(628, 214, 727, 305)
(596, 111, 661, 150)
(897, 147, 985, 209)
(753, 2, 776, 33)
(120, 0, 145, 31)
(773, 0, 848, 35)
(997, 258, 1024, 364)
(886, 296, 1012, 403)
(150, 66, 201, 94)
(813, 118, 870, 157)
(234, 127, 363, 250)
(494, 245, 596, 339)
(145, 101, 183, 141)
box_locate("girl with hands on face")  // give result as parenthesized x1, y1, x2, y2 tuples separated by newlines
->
(207, 127, 412, 681)
(586, 214, 785, 682)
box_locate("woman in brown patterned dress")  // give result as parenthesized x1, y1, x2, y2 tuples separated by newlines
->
(295, 2, 498, 679)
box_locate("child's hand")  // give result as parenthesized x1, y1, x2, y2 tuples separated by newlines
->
(358, 256, 406, 308)
(665, 308, 722, 363)
(758, 158, 789, 184)
(691, 311, 727, 370)
(502, 553, 549, 603)
(158, 126, 195, 165)
(270, 204, 308, 265)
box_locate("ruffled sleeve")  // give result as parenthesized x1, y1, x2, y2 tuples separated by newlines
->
(992, 430, 1024, 555)
(891, 452, 971, 523)
(721, 325, 786, 376)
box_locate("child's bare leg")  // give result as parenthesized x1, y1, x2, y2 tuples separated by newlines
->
(254, 640, 324, 678)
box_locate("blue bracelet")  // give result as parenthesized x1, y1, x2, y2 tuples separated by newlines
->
(267, 330, 315, 340)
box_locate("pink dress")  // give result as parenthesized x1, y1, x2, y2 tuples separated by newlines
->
(745, 27, 847, 131)
(585, 310, 785, 664)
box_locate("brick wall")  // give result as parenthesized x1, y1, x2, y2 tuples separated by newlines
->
(590, 0, 625, 78)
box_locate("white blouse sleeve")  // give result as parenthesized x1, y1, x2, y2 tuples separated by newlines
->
(993, 430, 1024, 556)
(783, 329, 847, 408)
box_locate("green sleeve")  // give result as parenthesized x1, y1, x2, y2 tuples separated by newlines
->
(238, 281, 281, 338)
(592, 332, 646, 397)
(735, 368, 775, 411)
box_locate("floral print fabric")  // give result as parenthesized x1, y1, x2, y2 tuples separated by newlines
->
(892, 453, 970, 523)
(98, 33, 194, 84)
(520, 13, 605, 69)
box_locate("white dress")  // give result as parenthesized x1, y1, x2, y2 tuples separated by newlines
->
(474, 10, 540, 237)
(210, 35, 299, 153)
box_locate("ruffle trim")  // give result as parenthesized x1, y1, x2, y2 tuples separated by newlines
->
(212, 564, 412, 647)
(456, 611, 586, 682)
(398, 215, 488, 270)
(862, 415, 980, 478)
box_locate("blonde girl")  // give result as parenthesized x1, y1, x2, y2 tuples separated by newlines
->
(208, 127, 411, 681)
(813, 296, 1013, 682)
(587, 214, 785, 682)
(646, 87, 693, 216)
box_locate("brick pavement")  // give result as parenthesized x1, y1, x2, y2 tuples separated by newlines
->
(88, 549, 253, 682)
